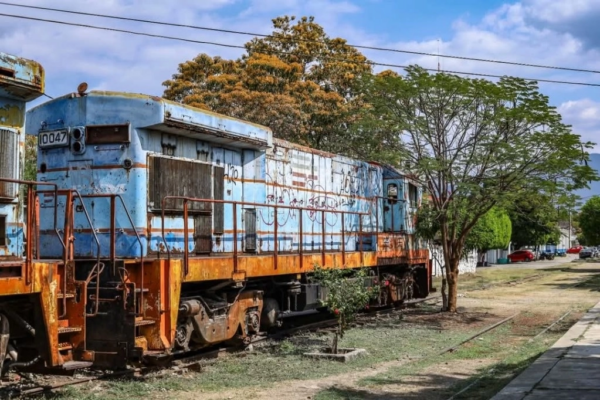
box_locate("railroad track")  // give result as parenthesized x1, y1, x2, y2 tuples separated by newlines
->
(1, 274, 559, 397)
(2, 297, 441, 397)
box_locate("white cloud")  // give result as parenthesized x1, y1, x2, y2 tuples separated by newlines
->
(559, 99, 600, 149)
(5, 0, 600, 151)
(3, 0, 362, 105)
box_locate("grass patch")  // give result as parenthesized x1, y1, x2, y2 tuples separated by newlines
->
(50, 315, 482, 399)
(352, 312, 581, 400)
(432, 263, 573, 293)
(446, 331, 566, 399)
(574, 274, 600, 291)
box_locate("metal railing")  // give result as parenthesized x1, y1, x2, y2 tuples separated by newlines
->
(35, 188, 101, 316)
(77, 193, 145, 317)
(0, 178, 64, 285)
(160, 196, 371, 276)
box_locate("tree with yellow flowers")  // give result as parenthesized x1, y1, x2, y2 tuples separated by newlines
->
(162, 16, 371, 152)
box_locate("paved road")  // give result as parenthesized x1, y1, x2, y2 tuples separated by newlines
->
(481, 254, 580, 270)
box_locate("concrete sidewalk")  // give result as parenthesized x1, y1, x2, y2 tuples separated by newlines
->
(492, 301, 600, 400)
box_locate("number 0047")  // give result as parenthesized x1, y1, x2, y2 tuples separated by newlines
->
(39, 130, 68, 148)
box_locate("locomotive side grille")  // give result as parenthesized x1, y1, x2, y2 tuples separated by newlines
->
(0, 128, 18, 200)
(244, 208, 257, 252)
(194, 214, 212, 254)
(149, 156, 212, 213)
(213, 166, 224, 234)
(0, 215, 6, 246)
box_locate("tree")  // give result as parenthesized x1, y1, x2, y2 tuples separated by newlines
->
(24, 136, 37, 182)
(21, 136, 37, 202)
(465, 207, 512, 254)
(577, 233, 588, 246)
(508, 192, 561, 249)
(358, 66, 597, 312)
(578, 196, 600, 245)
(311, 266, 377, 354)
(163, 16, 371, 152)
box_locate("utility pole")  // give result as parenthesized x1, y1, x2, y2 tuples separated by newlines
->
(568, 210, 572, 247)
(437, 39, 441, 72)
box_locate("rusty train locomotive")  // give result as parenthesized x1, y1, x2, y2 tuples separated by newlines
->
(0, 53, 432, 374)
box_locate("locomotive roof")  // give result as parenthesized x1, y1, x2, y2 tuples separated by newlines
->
(27, 90, 272, 150)
(0, 52, 44, 101)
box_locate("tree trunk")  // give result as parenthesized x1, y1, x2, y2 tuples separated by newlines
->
(441, 273, 448, 311)
(446, 258, 460, 312)
(332, 330, 339, 354)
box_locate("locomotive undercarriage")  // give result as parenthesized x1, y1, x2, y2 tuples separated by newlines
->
(0, 259, 428, 375)
(0, 296, 50, 377)
(171, 263, 428, 351)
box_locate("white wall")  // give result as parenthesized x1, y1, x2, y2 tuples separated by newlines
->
(486, 249, 509, 264)
(429, 246, 477, 277)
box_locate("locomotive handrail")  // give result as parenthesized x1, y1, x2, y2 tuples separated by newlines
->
(160, 196, 371, 277)
(0, 178, 64, 286)
(37, 188, 102, 317)
(77, 193, 145, 317)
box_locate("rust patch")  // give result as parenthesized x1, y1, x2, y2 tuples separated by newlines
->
(0, 103, 24, 127)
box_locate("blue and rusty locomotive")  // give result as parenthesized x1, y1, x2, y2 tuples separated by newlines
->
(0, 65, 431, 373)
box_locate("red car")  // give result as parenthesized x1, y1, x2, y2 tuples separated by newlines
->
(567, 246, 583, 254)
(507, 250, 535, 263)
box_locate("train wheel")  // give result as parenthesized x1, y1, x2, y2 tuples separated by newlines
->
(260, 298, 280, 331)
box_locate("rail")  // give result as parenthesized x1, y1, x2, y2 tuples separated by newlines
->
(160, 196, 371, 276)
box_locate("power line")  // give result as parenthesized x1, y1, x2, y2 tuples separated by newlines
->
(0, 12, 246, 49)
(2, 1, 600, 75)
(2, 12, 600, 88)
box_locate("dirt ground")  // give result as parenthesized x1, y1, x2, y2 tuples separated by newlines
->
(44, 261, 600, 400)
(149, 262, 600, 400)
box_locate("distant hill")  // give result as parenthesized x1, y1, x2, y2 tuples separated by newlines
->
(574, 153, 600, 203)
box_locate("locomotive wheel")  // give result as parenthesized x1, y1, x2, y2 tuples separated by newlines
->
(260, 298, 280, 330)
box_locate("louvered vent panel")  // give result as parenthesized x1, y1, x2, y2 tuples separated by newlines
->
(0, 129, 18, 200)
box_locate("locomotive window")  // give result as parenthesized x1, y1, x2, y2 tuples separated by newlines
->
(409, 184, 418, 207)
(0, 215, 6, 246)
(86, 124, 130, 144)
(387, 184, 398, 198)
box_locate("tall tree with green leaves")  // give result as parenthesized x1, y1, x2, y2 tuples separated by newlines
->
(358, 66, 597, 312)
(163, 16, 371, 151)
(508, 192, 562, 249)
(578, 196, 600, 246)
(466, 207, 512, 254)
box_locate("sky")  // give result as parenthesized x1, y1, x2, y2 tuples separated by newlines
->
(4, 0, 600, 151)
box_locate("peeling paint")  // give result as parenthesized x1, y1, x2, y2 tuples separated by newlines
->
(0, 102, 24, 127)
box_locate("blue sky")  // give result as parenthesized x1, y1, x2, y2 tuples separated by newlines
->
(4, 0, 600, 150)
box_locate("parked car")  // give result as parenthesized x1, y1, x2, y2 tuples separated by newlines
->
(539, 251, 555, 260)
(556, 249, 567, 257)
(579, 247, 599, 259)
(507, 250, 535, 263)
(567, 246, 583, 254)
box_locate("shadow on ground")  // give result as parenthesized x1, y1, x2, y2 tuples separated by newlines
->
(542, 273, 600, 292)
(316, 353, 542, 400)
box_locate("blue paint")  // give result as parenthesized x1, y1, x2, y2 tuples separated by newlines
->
(26, 91, 426, 260)
(0, 52, 44, 258)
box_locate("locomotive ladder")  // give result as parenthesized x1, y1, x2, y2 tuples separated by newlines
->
(52, 192, 151, 366)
